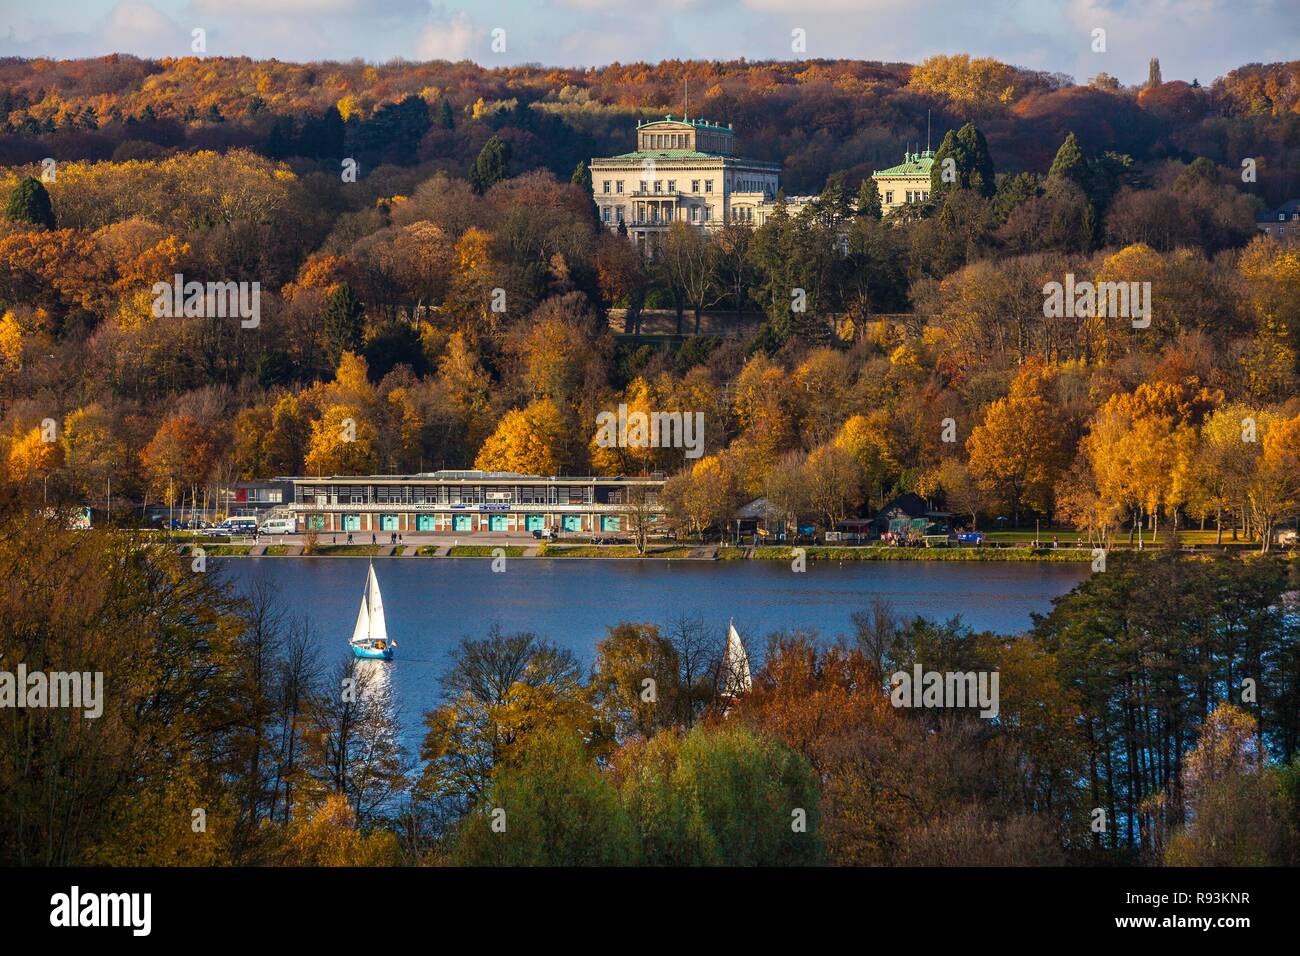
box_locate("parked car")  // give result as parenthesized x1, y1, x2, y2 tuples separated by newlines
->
(259, 518, 297, 535)
(206, 517, 258, 536)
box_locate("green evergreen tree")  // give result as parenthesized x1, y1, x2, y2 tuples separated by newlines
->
(5, 175, 55, 229)
(930, 129, 963, 200)
(570, 160, 601, 228)
(1048, 132, 1089, 187)
(317, 104, 345, 158)
(436, 97, 455, 130)
(856, 178, 882, 219)
(992, 171, 1042, 223)
(570, 160, 592, 191)
(472, 135, 511, 194)
(956, 122, 996, 197)
(930, 123, 995, 199)
(323, 282, 365, 367)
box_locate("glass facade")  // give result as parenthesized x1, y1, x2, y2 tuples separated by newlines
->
(284, 472, 662, 537)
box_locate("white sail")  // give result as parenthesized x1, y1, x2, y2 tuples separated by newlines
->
(723, 621, 752, 696)
(350, 579, 370, 645)
(366, 563, 388, 643)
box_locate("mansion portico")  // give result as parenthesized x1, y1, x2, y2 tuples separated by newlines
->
(590, 115, 813, 252)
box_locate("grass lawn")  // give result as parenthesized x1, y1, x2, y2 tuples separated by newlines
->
(262, 545, 293, 556)
(743, 545, 1094, 562)
(191, 544, 251, 556)
(540, 544, 695, 558)
(448, 545, 526, 557)
(983, 529, 1256, 548)
(312, 545, 382, 556)
(982, 530, 1084, 544)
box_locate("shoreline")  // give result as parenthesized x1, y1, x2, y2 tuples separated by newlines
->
(182, 543, 1109, 562)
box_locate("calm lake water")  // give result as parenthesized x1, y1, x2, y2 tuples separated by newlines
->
(218, 557, 1089, 745)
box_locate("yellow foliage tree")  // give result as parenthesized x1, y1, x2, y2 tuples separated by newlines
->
(907, 54, 1018, 110)
(834, 411, 897, 506)
(282, 794, 399, 866)
(966, 364, 1071, 525)
(304, 404, 378, 475)
(8, 425, 65, 482)
(0, 310, 23, 380)
(475, 398, 573, 476)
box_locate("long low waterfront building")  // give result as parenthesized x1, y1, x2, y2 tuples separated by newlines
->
(267, 470, 666, 535)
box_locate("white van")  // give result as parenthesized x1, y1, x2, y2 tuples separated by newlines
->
(260, 518, 297, 535)
(217, 516, 258, 536)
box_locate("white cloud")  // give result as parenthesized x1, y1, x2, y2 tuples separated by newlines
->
(0, 0, 1294, 79)
(415, 9, 475, 61)
(0, 1, 183, 58)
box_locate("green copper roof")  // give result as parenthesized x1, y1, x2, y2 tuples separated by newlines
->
(872, 150, 935, 179)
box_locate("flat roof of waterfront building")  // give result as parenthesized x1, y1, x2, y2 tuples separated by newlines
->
(278, 471, 664, 483)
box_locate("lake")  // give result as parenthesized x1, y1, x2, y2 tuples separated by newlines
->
(218, 557, 1089, 744)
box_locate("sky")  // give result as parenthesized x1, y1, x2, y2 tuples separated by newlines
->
(0, 0, 1295, 86)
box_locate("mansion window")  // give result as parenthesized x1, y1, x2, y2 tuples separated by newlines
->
(705, 180, 713, 193)
(691, 179, 699, 192)
(602, 181, 610, 193)
(601, 207, 610, 223)
(616, 181, 624, 194)
(885, 191, 894, 204)
(654, 181, 663, 193)
(667, 180, 675, 192)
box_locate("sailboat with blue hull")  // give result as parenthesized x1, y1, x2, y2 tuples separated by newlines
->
(350, 561, 395, 660)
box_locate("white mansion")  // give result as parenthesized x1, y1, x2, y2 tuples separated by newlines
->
(590, 115, 815, 251)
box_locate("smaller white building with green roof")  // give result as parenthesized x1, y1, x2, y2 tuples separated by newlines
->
(871, 149, 935, 214)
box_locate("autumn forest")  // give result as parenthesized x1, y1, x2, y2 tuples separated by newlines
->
(1, 52, 1299, 868)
